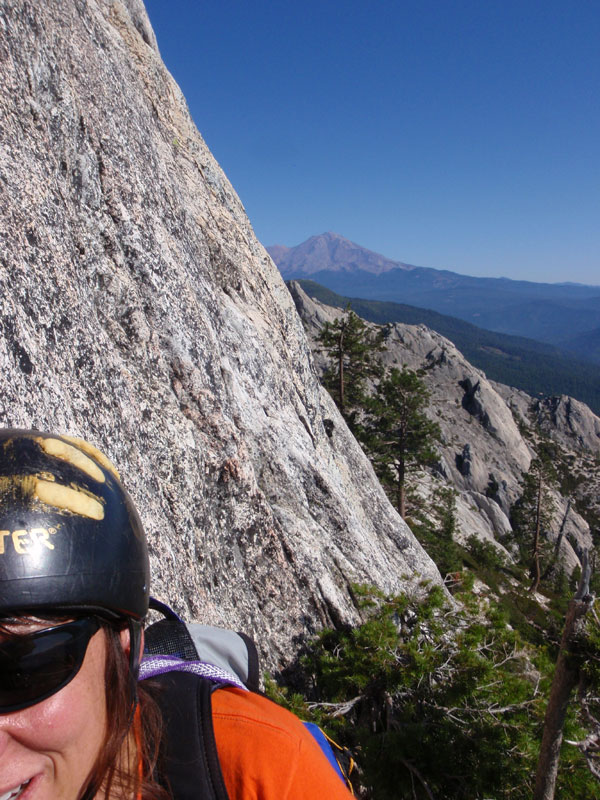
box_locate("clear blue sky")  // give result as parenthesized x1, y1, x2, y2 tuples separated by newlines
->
(144, 0, 599, 284)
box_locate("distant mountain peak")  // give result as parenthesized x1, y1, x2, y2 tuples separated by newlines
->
(267, 232, 414, 277)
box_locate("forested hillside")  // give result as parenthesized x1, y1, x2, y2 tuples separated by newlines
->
(295, 280, 600, 414)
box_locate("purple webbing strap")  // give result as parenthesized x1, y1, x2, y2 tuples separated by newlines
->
(139, 654, 248, 691)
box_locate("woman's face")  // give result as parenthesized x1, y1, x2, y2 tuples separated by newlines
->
(0, 620, 110, 800)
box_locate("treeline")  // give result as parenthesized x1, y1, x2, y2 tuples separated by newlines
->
(293, 280, 600, 415)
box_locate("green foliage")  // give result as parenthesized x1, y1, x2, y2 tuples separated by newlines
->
(365, 367, 441, 517)
(510, 456, 557, 591)
(294, 285, 600, 796)
(501, 589, 560, 646)
(263, 672, 320, 722)
(466, 534, 507, 571)
(269, 585, 600, 799)
(579, 613, 600, 688)
(316, 307, 385, 427)
(550, 565, 571, 605)
(291, 585, 549, 799)
(410, 485, 464, 580)
(533, 438, 576, 494)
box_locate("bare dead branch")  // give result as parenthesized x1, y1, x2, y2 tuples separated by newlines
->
(399, 758, 436, 800)
(308, 695, 363, 717)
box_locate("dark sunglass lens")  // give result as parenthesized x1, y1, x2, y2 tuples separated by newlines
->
(0, 617, 99, 712)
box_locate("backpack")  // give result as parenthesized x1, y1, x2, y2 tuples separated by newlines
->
(140, 598, 355, 796)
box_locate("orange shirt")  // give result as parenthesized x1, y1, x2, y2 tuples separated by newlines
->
(212, 688, 354, 800)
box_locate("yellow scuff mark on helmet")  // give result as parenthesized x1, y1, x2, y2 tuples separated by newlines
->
(35, 437, 105, 484)
(0, 474, 37, 500)
(59, 435, 121, 481)
(34, 479, 104, 520)
(0, 476, 102, 520)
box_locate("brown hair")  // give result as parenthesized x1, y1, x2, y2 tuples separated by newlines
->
(88, 619, 171, 800)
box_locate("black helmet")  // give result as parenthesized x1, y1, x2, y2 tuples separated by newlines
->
(0, 429, 149, 620)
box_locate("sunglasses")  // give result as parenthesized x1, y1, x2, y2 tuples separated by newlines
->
(0, 616, 101, 713)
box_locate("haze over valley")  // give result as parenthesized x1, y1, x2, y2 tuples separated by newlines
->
(268, 232, 600, 367)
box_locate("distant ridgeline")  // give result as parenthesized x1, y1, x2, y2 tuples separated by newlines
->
(293, 280, 600, 416)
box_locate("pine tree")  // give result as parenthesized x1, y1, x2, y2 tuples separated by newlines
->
(366, 367, 441, 519)
(316, 307, 385, 427)
(511, 456, 557, 593)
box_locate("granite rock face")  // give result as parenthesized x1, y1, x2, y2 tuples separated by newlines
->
(532, 395, 600, 454)
(0, 0, 441, 668)
(494, 384, 600, 549)
(289, 283, 595, 571)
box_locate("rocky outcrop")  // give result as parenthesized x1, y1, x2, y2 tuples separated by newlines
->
(494, 384, 600, 545)
(532, 395, 600, 454)
(0, 0, 441, 669)
(290, 284, 531, 507)
(289, 282, 596, 570)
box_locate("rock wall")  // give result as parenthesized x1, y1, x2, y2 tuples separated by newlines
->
(0, 0, 441, 668)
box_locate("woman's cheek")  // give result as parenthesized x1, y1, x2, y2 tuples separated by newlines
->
(22, 687, 105, 750)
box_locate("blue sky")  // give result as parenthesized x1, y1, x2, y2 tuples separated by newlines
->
(144, 1, 599, 284)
